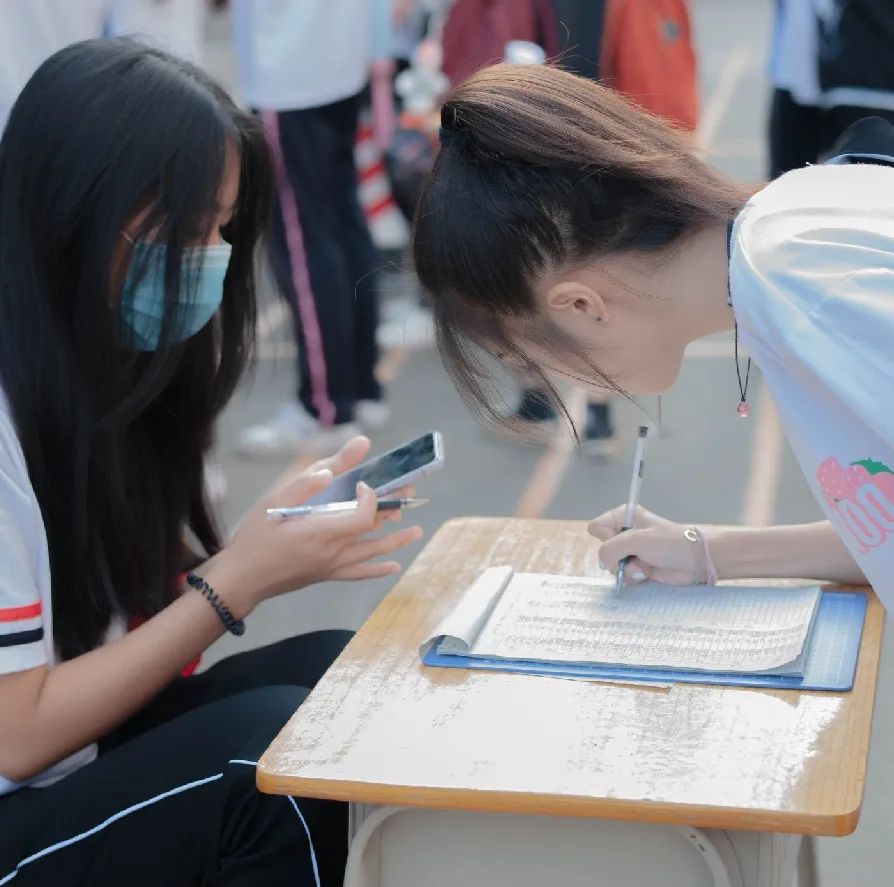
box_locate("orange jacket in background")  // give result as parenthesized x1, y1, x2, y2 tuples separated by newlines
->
(601, 0, 698, 131)
(441, 0, 698, 133)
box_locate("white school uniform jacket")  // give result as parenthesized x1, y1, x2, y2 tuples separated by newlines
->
(730, 162, 894, 608)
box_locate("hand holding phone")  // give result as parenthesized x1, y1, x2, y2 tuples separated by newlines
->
(218, 441, 428, 610)
(303, 431, 445, 506)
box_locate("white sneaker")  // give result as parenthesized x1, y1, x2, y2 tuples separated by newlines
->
(237, 402, 362, 460)
(368, 207, 410, 252)
(377, 298, 434, 350)
(356, 399, 392, 433)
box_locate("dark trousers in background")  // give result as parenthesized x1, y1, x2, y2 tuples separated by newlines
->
(769, 88, 894, 177)
(263, 94, 382, 428)
(0, 631, 353, 887)
(768, 88, 822, 178)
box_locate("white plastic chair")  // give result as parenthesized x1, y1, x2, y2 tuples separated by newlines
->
(343, 806, 746, 887)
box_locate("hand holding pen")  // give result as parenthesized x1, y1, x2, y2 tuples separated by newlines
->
(612, 426, 651, 592)
(589, 423, 717, 587)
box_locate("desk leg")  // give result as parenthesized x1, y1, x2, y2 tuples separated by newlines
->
(797, 836, 819, 887)
(722, 830, 808, 887)
(349, 802, 372, 842)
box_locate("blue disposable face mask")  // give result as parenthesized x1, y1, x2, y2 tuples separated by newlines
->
(120, 237, 232, 351)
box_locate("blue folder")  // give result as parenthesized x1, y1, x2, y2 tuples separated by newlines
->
(422, 591, 867, 692)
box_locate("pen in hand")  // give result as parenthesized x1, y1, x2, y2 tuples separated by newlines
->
(615, 426, 651, 593)
(266, 497, 429, 521)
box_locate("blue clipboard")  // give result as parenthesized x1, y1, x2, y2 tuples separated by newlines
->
(422, 591, 867, 691)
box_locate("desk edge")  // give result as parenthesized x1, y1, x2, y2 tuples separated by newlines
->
(255, 769, 862, 837)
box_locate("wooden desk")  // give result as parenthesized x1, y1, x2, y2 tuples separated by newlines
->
(259, 518, 883, 845)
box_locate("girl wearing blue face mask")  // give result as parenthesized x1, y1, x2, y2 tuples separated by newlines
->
(0, 40, 422, 886)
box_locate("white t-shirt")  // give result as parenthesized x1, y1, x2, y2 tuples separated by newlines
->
(231, 0, 373, 111)
(105, 0, 206, 63)
(0, 0, 104, 131)
(0, 391, 98, 796)
(731, 163, 894, 608)
(769, 0, 820, 106)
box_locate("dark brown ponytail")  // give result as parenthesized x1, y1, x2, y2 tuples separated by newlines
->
(412, 63, 750, 426)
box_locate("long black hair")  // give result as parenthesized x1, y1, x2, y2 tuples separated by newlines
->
(0, 39, 273, 659)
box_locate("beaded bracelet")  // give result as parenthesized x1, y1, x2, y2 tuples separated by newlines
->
(186, 572, 245, 636)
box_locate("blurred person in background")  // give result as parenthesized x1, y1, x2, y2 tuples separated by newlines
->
(769, 0, 894, 177)
(378, 1, 552, 359)
(0, 0, 104, 132)
(105, 0, 206, 63)
(1, 0, 214, 133)
(233, 0, 391, 458)
(376, 2, 449, 352)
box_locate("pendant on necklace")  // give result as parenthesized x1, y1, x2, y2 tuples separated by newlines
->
(737, 401, 751, 418)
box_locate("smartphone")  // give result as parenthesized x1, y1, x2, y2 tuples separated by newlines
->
(305, 431, 445, 505)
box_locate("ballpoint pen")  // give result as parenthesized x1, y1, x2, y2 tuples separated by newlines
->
(615, 426, 651, 593)
(266, 497, 429, 521)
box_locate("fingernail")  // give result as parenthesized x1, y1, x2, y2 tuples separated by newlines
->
(631, 569, 647, 581)
(314, 468, 332, 478)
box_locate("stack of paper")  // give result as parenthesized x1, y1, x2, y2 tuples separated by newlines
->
(421, 567, 822, 675)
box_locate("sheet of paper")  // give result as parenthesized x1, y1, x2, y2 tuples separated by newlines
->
(419, 566, 514, 657)
(468, 573, 821, 673)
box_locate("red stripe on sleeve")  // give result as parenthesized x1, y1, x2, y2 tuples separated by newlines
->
(0, 601, 42, 622)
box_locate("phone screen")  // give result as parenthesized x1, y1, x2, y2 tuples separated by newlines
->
(306, 433, 439, 505)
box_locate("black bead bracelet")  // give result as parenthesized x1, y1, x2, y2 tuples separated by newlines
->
(186, 572, 245, 636)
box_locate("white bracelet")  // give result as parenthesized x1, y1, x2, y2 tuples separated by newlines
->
(683, 527, 718, 586)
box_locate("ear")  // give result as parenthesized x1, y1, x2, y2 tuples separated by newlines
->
(545, 281, 608, 324)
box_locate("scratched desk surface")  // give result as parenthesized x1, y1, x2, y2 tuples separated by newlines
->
(258, 518, 883, 836)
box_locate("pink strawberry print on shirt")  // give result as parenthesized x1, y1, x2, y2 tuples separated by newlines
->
(817, 457, 894, 552)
